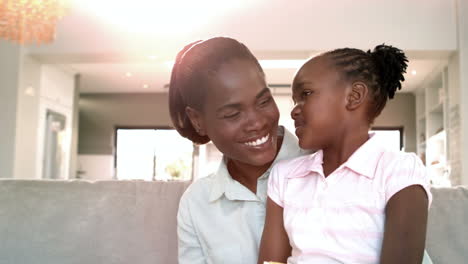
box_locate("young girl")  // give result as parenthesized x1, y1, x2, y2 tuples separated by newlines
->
(258, 45, 432, 264)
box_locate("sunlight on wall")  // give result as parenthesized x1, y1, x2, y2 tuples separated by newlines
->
(74, 0, 253, 36)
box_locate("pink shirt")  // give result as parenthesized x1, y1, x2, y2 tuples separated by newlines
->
(268, 134, 432, 264)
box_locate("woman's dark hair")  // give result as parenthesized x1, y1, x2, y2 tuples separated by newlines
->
(323, 44, 408, 122)
(168, 37, 263, 144)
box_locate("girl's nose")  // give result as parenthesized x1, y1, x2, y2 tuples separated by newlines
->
(291, 104, 302, 120)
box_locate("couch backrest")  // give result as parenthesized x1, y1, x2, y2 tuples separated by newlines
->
(1, 180, 467, 264)
(0, 180, 190, 264)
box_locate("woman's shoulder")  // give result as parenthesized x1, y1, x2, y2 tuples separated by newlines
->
(179, 174, 216, 204)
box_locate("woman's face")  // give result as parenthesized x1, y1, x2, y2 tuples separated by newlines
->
(195, 59, 280, 167)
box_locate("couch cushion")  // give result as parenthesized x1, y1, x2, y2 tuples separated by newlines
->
(1, 180, 466, 263)
(427, 186, 468, 264)
(0, 180, 190, 264)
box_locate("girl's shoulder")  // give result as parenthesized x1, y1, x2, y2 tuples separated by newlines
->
(374, 150, 427, 182)
(376, 150, 432, 205)
(378, 150, 425, 169)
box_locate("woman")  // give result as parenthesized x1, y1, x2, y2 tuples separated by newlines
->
(168, 37, 306, 264)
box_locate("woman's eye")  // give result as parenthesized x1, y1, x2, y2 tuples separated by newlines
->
(223, 112, 240, 119)
(259, 97, 272, 106)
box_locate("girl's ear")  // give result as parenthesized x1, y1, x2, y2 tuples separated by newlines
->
(345, 81, 369, 111)
(185, 106, 206, 136)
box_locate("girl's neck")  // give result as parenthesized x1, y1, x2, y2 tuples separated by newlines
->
(322, 125, 370, 177)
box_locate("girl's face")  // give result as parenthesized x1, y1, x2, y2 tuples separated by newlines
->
(194, 59, 280, 167)
(291, 56, 350, 150)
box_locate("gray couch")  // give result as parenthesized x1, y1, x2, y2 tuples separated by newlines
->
(0, 180, 190, 264)
(0, 180, 466, 264)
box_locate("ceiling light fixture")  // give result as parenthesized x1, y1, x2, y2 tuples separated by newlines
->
(125, 72, 132, 77)
(142, 84, 149, 89)
(0, 0, 69, 44)
(411, 70, 417, 75)
(24, 86, 35, 96)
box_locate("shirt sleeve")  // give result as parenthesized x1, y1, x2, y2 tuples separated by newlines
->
(385, 152, 433, 207)
(267, 163, 286, 207)
(177, 193, 206, 264)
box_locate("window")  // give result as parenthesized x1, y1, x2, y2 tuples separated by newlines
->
(195, 142, 223, 180)
(370, 127, 404, 151)
(115, 128, 194, 181)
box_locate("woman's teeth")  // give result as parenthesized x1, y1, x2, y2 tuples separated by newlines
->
(244, 134, 269, 147)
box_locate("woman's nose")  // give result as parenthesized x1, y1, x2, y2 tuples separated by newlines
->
(245, 109, 267, 131)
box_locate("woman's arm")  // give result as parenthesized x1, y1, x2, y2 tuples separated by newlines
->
(258, 198, 292, 264)
(380, 185, 429, 264)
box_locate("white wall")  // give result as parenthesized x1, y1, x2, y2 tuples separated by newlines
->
(27, 0, 457, 57)
(274, 94, 295, 133)
(457, 0, 468, 185)
(374, 94, 417, 153)
(14, 56, 42, 179)
(445, 53, 462, 185)
(0, 44, 76, 180)
(234, 0, 458, 52)
(69, 75, 80, 179)
(77, 154, 114, 180)
(34, 65, 76, 179)
(0, 42, 21, 178)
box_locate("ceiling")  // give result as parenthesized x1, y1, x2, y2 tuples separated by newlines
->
(68, 59, 444, 94)
(25, 0, 455, 94)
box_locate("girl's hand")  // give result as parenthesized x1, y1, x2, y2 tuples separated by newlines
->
(257, 198, 291, 264)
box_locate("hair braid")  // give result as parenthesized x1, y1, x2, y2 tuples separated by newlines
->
(324, 44, 408, 121)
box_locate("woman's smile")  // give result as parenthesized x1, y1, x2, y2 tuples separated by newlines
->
(243, 133, 270, 147)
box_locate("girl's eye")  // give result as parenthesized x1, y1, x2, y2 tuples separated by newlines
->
(292, 90, 313, 105)
(301, 90, 313, 98)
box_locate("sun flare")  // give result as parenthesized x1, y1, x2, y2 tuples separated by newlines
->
(74, 0, 250, 35)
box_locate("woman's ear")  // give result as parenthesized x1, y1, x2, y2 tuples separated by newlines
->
(346, 81, 368, 111)
(185, 106, 206, 136)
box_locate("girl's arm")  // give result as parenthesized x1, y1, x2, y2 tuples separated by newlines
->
(380, 185, 429, 264)
(257, 197, 291, 264)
